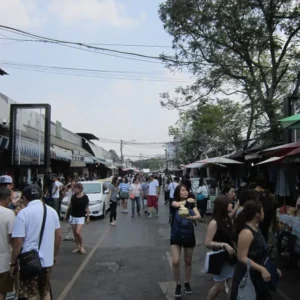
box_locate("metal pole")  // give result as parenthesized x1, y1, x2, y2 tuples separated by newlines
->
(18, 110, 22, 165)
(38, 108, 41, 165)
(120, 139, 123, 164)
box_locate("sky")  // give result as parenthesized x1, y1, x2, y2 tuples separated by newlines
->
(0, 0, 192, 160)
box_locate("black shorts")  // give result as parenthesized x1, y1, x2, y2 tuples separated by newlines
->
(170, 236, 196, 248)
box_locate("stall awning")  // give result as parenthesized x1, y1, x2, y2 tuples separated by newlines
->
(260, 142, 300, 157)
(198, 157, 243, 164)
(280, 114, 300, 129)
(70, 160, 86, 167)
(255, 157, 283, 165)
(51, 146, 72, 161)
(185, 162, 206, 169)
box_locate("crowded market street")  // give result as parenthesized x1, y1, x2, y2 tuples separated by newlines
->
(48, 194, 294, 300)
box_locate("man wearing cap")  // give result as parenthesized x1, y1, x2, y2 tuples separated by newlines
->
(10, 184, 61, 300)
(0, 175, 22, 216)
(0, 187, 15, 300)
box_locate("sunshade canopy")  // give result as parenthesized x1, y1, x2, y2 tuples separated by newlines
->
(280, 114, 300, 129)
(255, 157, 283, 166)
(260, 142, 300, 157)
(198, 157, 243, 164)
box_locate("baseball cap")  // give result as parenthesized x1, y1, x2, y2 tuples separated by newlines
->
(0, 175, 13, 184)
(22, 184, 41, 201)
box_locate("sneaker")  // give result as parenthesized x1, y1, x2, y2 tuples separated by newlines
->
(174, 284, 182, 297)
(184, 282, 193, 294)
(110, 222, 116, 226)
(131, 215, 134, 218)
(156, 213, 159, 217)
(147, 213, 152, 219)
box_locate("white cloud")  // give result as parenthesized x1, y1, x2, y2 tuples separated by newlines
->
(49, 0, 145, 27)
(0, 0, 42, 28)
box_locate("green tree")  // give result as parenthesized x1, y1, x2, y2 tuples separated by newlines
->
(132, 157, 165, 171)
(169, 99, 247, 163)
(159, 0, 300, 141)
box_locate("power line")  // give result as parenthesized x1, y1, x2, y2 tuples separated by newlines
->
(0, 60, 191, 79)
(0, 25, 174, 64)
(0, 37, 172, 48)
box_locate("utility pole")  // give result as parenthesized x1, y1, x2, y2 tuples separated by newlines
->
(120, 139, 123, 164)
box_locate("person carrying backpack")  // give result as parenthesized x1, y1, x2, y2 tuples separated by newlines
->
(170, 184, 201, 298)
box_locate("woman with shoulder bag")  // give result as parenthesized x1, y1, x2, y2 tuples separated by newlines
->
(119, 177, 130, 214)
(230, 200, 282, 300)
(129, 177, 142, 217)
(205, 195, 237, 300)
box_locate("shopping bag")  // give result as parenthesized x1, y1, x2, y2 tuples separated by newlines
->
(202, 250, 227, 275)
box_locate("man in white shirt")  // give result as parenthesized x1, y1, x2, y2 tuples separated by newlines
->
(51, 175, 62, 216)
(147, 175, 159, 218)
(168, 177, 179, 202)
(0, 187, 15, 300)
(10, 185, 61, 300)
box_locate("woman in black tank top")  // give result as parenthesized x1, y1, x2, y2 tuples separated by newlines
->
(230, 200, 281, 300)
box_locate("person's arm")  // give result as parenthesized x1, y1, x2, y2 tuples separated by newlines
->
(108, 185, 112, 201)
(64, 197, 72, 221)
(229, 201, 240, 219)
(85, 196, 90, 223)
(237, 229, 271, 281)
(187, 206, 201, 220)
(172, 200, 186, 208)
(156, 182, 159, 198)
(54, 223, 62, 265)
(205, 220, 235, 254)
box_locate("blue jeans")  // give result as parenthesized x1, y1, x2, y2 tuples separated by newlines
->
(131, 196, 141, 216)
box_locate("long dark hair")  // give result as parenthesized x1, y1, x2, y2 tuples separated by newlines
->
(174, 184, 189, 202)
(235, 200, 262, 236)
(222, 184, 234, 195)
(112, 176, 118, 187)
(212, 195, 230, 225)
(239, 189, 257, 206)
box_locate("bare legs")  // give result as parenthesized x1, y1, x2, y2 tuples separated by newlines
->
(184, 247, 194, 283)
(171, 245, 194, 284)
(72, 224, 85, 253)
(207, 278, 232, 300)
(171, 245, 181, 284)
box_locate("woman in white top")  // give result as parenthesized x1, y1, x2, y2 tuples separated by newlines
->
(129, 177, 142, 217)
(196, 178, 209, 219)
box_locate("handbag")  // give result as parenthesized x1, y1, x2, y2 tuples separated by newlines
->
(18, 203, 47, 279)
(197, 193, 205, 201)
(237, 259, 256, 300)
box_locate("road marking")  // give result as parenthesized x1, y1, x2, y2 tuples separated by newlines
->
(56, 226, 111, 300)
(276, 287, 293, 300)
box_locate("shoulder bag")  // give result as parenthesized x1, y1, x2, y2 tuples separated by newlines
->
(237, 259, 256, 300)
(18, 203, 47, 279)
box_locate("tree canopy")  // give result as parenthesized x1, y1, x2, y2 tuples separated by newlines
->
(169, 99, 246, 163)
(159, 0, 300, 140)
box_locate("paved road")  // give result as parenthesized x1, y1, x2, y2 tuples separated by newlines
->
(50, 195, 297, 300)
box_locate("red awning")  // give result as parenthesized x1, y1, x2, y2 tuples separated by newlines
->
(260, 142, 300, 157)
(285, 147, 300, 157)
